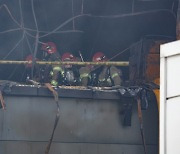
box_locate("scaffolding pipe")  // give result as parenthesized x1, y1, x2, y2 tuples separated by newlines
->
(0, 60, 129, 66)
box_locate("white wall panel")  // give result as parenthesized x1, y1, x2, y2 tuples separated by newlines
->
(160, 40, 180, 154)
(166, 97, 180, 154)
(167, 55, 180, 98)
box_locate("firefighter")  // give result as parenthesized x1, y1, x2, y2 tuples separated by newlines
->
(60, 52, 79, 86)
(79, 52, 122, 87)
(41, 42, 61, 86)
(79, 65, 91, 86)
(41, 42, 61, 62)
(91, 52, 122, 87)
(25, 54, 40, 81)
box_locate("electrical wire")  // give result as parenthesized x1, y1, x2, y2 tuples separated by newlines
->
(24, 27, 83, 34)
(87, 9, 177, 21)
(7, 65, 19, 80)
(2, 34, 24, 60)
(31, 0, 39, 79)
(39, 14, 90, 38)
(0, 28, 21, 34)
(0, 4, 21, 27)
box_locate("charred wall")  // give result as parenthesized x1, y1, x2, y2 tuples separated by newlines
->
(0, 94, 158, 154)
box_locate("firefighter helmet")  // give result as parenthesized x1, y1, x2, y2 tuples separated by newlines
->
(41, 42, 57, 54)
(61, 52, 75, 61)
(25, 54, 38, 68)
(61, 52, 76, 69)
(92, 52, 107, 62)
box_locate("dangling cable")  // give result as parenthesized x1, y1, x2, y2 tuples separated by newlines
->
(0, 91, 6, 110)
(137, 97, 147, 154)
(44, 83, 60, 154)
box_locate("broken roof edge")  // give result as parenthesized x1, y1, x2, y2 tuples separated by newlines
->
(3, 84, 121, 100)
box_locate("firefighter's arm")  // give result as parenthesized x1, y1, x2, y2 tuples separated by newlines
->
(110, 66, 122, 86)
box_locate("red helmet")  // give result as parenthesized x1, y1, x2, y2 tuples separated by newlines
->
(92, 52, 108, 62)
(61, 52, 75, 61)
(41, 42, 57, 54)
(25, 54, 38, 68)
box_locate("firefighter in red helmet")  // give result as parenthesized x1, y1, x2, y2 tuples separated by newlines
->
(24, 54, 40, 82)
(91, 52, 122, 87)
(41, 42, 61, 86)
(25, 54, 34, 68)
(80, 52, 122, 87)
(61, 52, 76, 67)
(41, 42, 60, 61)
(92, 52, 108, 62)
(60, 52, 79, 86)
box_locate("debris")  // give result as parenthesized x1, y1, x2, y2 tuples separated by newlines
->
(0, 80, 17, 110)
